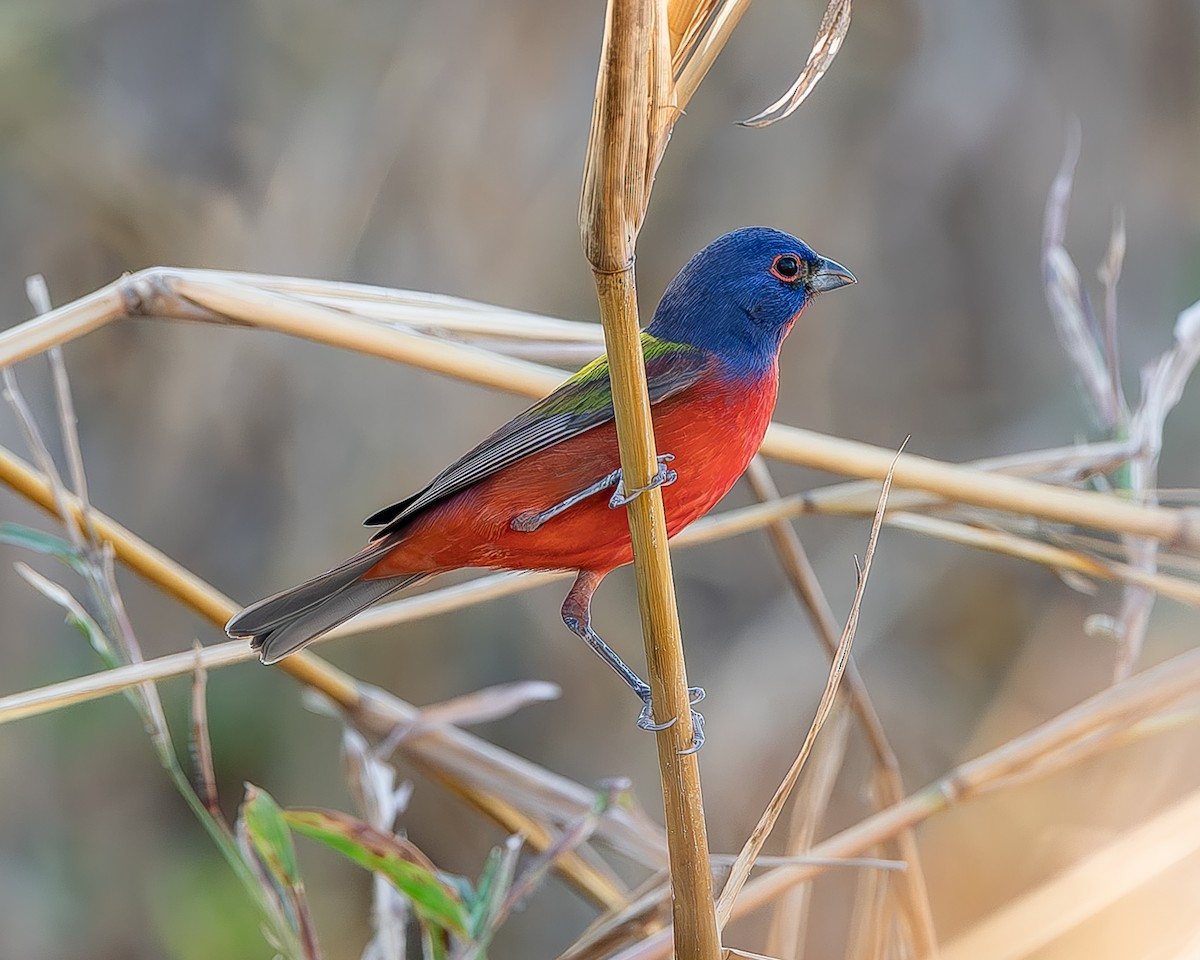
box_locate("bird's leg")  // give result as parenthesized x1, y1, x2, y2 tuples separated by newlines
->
(608, 453, 677, 508)
(561, 569, 705, 752)
(510, 467, 623, 533)
(510, 454, 676, 533)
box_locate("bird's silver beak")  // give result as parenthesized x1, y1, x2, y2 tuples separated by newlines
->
(807, 256, 857, 294)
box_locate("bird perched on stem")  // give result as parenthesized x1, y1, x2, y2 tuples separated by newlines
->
(227, 227, 855, 748)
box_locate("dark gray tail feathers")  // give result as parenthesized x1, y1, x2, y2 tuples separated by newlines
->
(226, 546, 425, 663)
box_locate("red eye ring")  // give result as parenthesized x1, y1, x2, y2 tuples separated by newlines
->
(771, 254, 803, 282)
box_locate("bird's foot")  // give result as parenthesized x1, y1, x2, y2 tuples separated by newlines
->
(561, 574, 705, 753)
(634, 681, 706, 754)
(609, 454, 677, 508)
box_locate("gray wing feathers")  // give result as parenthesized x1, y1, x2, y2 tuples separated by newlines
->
(226, 541, 425, 662)
(249, 574, 422, 664)
(366, 351, 710, 540)
(228, 342, 711, 661)
(369, 412, 578, 539)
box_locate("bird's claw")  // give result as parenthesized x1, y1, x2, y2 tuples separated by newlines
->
(609, 454, 677, 508)
(634, 683, 706, 752)
(678, 710, 706, 755)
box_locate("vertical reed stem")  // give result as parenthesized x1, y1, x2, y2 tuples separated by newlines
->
(593, 269, 720, 959)
(580, 0, 720, 953)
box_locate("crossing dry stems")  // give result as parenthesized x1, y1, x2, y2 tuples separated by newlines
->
(2, 1, 1200, 957)
(3, 271, 1200, 956)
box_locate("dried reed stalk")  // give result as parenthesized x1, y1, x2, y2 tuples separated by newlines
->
(744, 458, 937, 956)
(715, 455, 894, 928)
(580, 1, 719, 955)
(606, 641, 1200, 959)
(4, 268, 1196, 556)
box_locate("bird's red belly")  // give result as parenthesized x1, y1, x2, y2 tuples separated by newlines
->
(370, 375, 777, 576)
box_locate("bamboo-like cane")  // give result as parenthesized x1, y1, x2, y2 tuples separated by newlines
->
(579, 1, 721, 957)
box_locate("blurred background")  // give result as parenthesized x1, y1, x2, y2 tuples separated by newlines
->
(1, 0, 1199, 957)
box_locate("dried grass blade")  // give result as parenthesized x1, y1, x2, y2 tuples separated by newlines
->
(740, 0, 851, 128)
(715, 448, 898, 928)
(765, 704, 852, 959)
(191, 642, 220, 818)
(373, 680, 562, 756)
(745, 456, 935, 954)
(671, 0, 753, 109)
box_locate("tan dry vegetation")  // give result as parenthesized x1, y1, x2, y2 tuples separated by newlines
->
(1, 1, 1199, 959)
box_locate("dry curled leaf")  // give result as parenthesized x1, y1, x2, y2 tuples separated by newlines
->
(740, 0, 851, 127)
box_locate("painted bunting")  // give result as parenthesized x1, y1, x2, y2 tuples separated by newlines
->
(226, 227, 855, 747)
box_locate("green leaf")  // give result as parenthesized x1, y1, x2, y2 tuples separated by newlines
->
(0, 522, 88, 574)
(12, 562, 118, 666)
(241, 785, 301, 887)
(284, 807, 469, 936)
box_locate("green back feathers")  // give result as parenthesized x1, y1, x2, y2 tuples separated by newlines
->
(363, 333, 710, 536)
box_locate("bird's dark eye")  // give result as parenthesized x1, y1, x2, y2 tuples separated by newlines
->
(771, 254, 803, 282)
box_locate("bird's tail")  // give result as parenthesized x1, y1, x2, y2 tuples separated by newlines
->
(225, 543, 426, 664)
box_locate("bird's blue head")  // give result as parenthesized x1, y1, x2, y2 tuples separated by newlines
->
(646, 226, 855, 372)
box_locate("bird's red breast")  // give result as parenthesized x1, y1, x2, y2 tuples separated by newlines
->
(366, 362, 779, 578)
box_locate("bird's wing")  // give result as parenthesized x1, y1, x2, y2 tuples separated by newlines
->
(365, 333, 712, 538)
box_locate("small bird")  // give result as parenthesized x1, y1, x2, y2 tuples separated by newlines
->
(227, 227, 855, 748)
